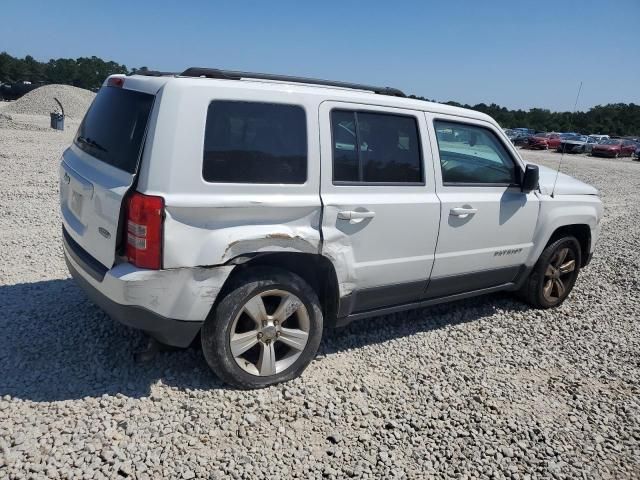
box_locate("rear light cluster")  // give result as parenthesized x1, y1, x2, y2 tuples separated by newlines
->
(126, 192, 164, 270)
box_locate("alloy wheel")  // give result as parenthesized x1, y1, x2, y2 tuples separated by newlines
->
(229, 289, 310, 376)
(542, 247, 576, 303)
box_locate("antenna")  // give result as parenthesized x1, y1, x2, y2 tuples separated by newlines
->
(551, 81, 583, 197)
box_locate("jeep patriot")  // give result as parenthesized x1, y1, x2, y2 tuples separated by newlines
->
(60, 68, 602, 388)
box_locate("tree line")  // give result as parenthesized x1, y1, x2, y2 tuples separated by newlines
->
(0, 52, 149, 91)
(1, 52, 638, 136)
(439, 100, 640, 137)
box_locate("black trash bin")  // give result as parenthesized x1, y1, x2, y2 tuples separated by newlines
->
(50, 97, 65, 131)
(50, 112, 64, 130)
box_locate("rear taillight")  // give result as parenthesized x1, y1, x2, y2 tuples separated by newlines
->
(126, 192, 164, 269)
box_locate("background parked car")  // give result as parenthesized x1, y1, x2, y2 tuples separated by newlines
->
(512, 127, 536, 135)
(509, 131, 533, 146)
(557, 135, 599, 154)
(591, 139, 636, 158)
(515, 133, 532, 147)
(526, 132, 562, 150)
(584, 136, 602, 153)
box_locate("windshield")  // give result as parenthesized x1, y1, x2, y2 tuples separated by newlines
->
(566, 135, 587, 141)
(75, 86, 154, 174)
(601, 139, 621, 145)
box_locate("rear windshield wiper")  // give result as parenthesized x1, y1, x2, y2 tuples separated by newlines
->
(77, 136, 108, 153)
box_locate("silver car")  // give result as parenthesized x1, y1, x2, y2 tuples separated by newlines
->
(557, 135, 600, 154)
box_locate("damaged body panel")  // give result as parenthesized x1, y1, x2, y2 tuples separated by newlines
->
(162, 201, 322, 268)
(138, 80, 324, 270)
(64, 243, 235, 322)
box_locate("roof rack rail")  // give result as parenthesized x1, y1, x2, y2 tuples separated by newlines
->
(179, 67, 406, 97)
(128, 70, 178, 77)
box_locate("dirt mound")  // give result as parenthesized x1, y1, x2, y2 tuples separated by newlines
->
(5, 84, 95, 119)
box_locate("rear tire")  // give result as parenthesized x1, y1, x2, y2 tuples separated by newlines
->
(201, 267, 323, 389)
(518, 236, 581, 309)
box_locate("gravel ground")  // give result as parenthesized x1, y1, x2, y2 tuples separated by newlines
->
(0, 118, 638, 479)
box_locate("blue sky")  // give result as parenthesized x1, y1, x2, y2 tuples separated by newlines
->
(4, 0, 639, 111)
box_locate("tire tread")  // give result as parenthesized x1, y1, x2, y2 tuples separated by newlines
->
(201, 266, 323, 389)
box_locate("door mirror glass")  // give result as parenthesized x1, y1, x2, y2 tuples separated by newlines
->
(522, 164, 539, 192)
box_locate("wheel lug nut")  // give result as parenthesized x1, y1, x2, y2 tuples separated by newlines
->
(276, 331, 281, 337)
(257, 332, 263, 339)
(274, 320, 278, 326)
(262, 321, 267, 327)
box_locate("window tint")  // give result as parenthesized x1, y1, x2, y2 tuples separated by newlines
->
(434, 121, 517, 185)
(331, 110, 422, 183)
(75, 87, 154, 174)
(203, 101, 307, 184)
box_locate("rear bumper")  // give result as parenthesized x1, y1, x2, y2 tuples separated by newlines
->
(62, 229, 234, 347)
(66, 257, 202, 347)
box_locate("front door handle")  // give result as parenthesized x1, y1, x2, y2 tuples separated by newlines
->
(338, 210, 376, 220)
(450, 207, 478, 217)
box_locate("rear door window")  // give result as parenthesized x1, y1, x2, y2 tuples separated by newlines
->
(331, 110, 423, 184)
(203, 101, 307, 184)
(75, 87, 154, 174)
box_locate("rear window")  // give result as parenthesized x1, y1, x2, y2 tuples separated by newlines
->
(75, 86, 154, 174)
(203, 101, 307, 184)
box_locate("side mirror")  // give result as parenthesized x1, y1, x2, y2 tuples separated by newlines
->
(521, 164, 539, 193)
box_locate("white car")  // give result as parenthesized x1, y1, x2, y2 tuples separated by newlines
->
(60, 68, 603, 388)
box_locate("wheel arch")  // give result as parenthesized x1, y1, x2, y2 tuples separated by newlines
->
(546, 224, 591, 267)
(214, 252, 341, 326)
(531, 197, 601, 270)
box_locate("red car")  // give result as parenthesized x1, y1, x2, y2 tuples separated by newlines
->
(526, 132, 562, 150)
(591, 139, 636, 158)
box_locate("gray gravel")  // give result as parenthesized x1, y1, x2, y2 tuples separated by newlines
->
(0, 117, 639, 479)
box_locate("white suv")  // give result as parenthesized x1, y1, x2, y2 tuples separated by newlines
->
(60, 68, 602, 388)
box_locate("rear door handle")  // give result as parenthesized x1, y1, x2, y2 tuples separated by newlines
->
(450, 207, 478, 217)
(338, 210, 376, 220)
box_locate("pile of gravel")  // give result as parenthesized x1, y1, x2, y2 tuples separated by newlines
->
(5, 84, 95, 119)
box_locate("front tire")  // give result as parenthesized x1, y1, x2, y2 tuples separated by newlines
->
(201, 267, 323, 389)
(518, 236, 581, 309)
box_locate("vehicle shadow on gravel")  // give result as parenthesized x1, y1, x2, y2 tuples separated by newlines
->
(0, 278, 530, 402)
(0, 279, 230, 402)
